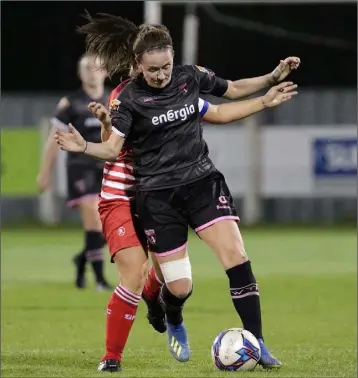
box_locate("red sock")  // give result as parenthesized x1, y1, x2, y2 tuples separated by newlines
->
(102, 285, 141, 361)
(142, 266, 163, 301)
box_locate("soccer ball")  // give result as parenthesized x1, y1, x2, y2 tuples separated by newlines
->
(211, 328, 261, 371)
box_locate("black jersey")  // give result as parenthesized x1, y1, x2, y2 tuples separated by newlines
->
(110, 65, 228, 191)
(51, 88, 109, 167)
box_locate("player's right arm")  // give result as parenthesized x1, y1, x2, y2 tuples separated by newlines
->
(36, 97, 71, 192)
(84, 127, 125, 161)
(189, 59, 300, 100)
(54, 124, 125, 161)
(55, 91, 133, 161)
(85, 127, 125, 160)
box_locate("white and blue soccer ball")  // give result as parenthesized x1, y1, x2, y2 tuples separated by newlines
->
(211, 328, 261, 371)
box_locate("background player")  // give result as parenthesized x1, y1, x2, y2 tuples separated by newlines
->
(37, 53, 112, 291)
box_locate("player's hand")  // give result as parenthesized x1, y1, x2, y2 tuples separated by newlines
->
(262, 81, 298, 108)
(88, 102, 111, 128)
(36, 170, 51, 193)
(269, 57, 300, 84)
(54, 124, 87, 153)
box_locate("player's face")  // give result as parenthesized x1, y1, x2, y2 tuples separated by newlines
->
(139, 48, 173, 89)
(79, 57, 107, 88)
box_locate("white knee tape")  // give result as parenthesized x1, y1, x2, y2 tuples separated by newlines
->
(160, 256, 192, 283)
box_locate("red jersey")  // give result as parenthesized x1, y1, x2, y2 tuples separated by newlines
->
(100, 80, 135, 201)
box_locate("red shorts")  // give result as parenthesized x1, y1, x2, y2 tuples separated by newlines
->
(98, 198, 147, 262)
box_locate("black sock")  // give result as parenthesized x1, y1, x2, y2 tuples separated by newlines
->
(73, 250, 87, 287)
(92, 260, 104, 283)
(226, 261, 263, 340)
(84, 231, 106, 283)
(75, 250, 87, 275)
(160, 284, 193, 325)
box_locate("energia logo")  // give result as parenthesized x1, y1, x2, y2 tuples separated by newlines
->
(152, 104, 195, 125)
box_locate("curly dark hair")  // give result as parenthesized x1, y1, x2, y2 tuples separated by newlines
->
(77, 11, 173, 77)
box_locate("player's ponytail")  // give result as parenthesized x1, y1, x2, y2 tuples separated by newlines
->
(78, 11, 173, 78)
(78, 11, 138, 77)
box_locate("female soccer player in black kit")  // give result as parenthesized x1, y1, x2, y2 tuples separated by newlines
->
(37, 54, 112, 291)
(56, 13, 300, 371)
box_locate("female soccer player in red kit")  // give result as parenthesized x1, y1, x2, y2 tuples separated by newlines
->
(93, 80, 167, 372)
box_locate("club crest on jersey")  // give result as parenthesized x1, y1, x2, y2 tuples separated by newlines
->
(118, 227, 126, 236)
(195, 65, 211, 73)
(195, 65, 215, 77)
(109, 99, 121, 112)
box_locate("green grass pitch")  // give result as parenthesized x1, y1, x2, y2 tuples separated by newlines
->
(2, 226, 356, 377)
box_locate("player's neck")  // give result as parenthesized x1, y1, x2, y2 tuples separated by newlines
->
(82, 85, 104, 100)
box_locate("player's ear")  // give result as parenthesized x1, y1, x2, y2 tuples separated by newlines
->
(134, 56, 143, 73)
(137, 63, 143, 73)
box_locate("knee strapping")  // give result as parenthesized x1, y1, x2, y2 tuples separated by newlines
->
(159, 256, 192, 283)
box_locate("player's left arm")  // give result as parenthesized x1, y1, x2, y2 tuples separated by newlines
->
(201, 99, 264, 124)
(223, 57, 300, 99)
(199, 81, 298, 124)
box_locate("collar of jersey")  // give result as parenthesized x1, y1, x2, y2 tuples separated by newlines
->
(137, 75, 173, 94)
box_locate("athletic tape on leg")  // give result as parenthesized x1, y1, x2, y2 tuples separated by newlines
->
(160, 256, 192, 283)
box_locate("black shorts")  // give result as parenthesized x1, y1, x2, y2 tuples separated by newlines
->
(136, 172, 240, 255)
(67, 165, 103, 207)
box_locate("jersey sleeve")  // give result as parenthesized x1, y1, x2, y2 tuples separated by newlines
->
(191, 65, 228, 97)
(109, 92, 133, 138)
(51, 97, 72, 129)
(198, 98, 209, 117)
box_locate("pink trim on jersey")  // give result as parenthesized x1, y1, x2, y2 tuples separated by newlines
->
(67, 194, 99, 208)
(153, 242, 188, 257)
(195, 216, 240, 233)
